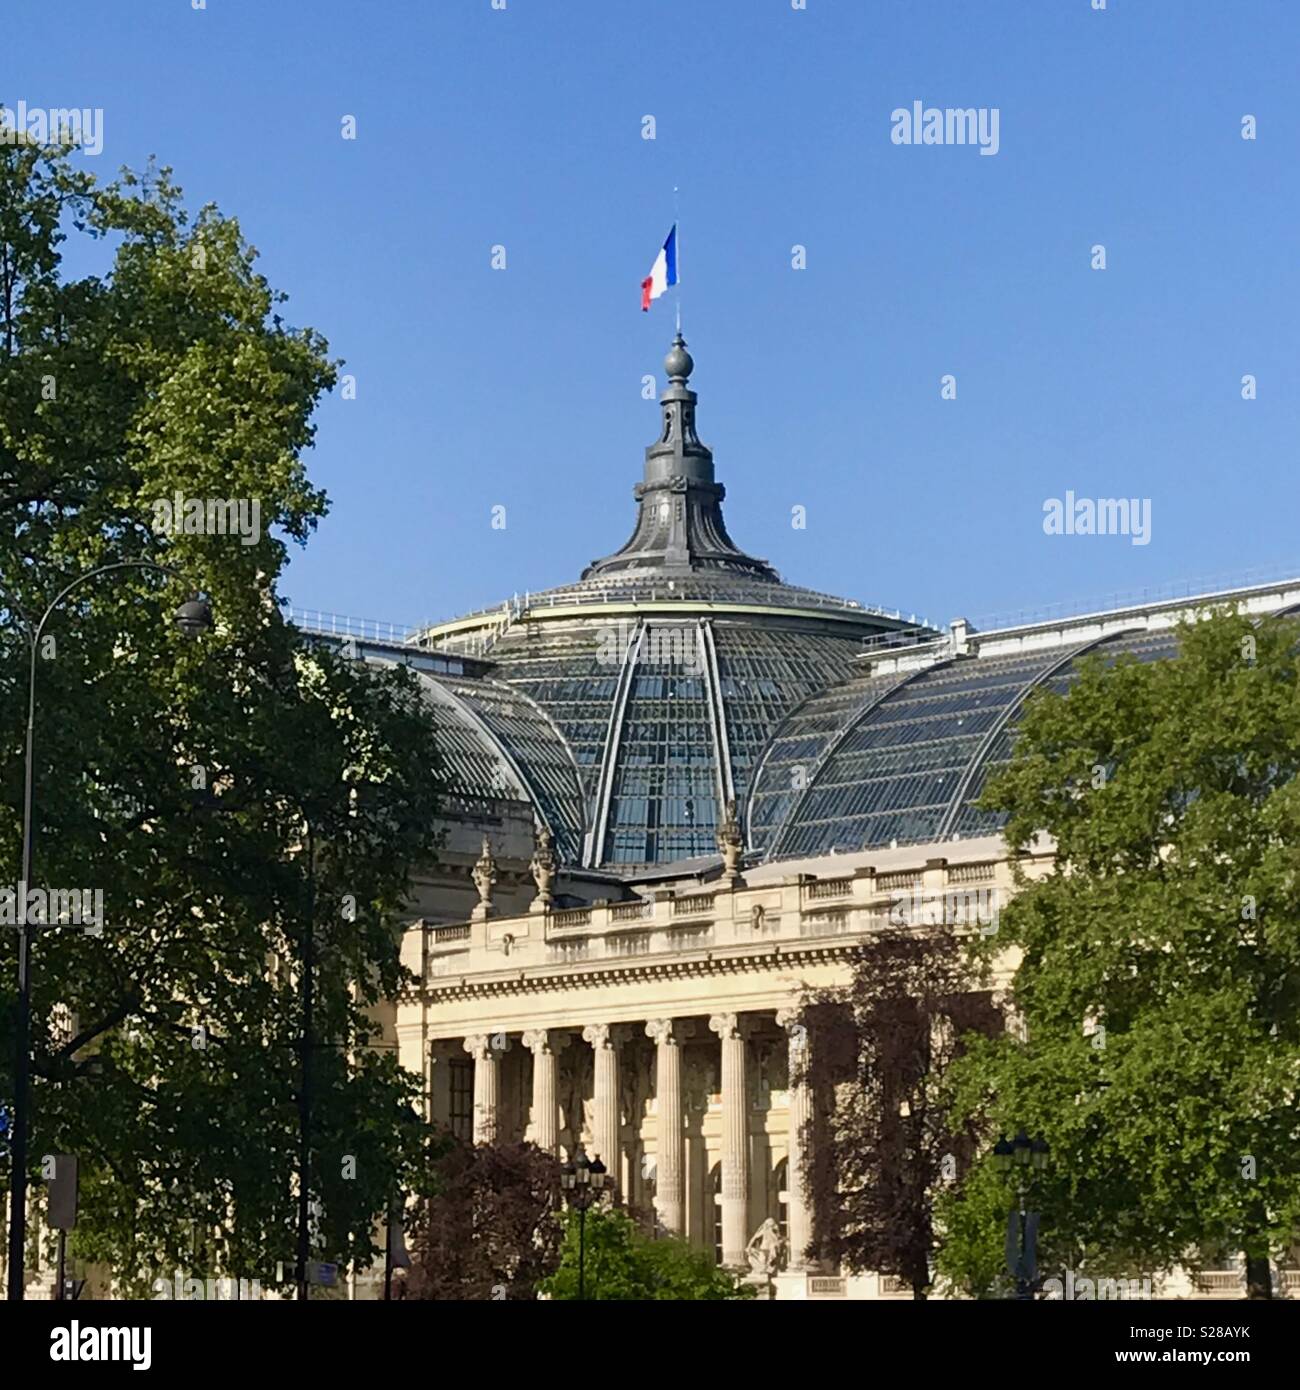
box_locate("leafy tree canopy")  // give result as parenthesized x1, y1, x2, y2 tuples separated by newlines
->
(939, 609, 1300, 1298)
(541, 1205, 753, 1301)
(802, 928, 1000, 1298)
(404, 1139, 563, 1300)
(0, 139, 446, 1293)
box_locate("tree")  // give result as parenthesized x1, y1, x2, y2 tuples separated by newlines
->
(0, 138, 447, 1292)
(940, 609, 1300, 1299)
(540, 1204, 753, 1301)
(801, 927, 1000, 1298)
(404, 1138, 564, 1300)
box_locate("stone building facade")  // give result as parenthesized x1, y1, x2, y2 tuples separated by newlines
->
(366, 337, 1300, 1298)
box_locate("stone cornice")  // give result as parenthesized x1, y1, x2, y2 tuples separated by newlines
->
(410, 939, 862, 1004)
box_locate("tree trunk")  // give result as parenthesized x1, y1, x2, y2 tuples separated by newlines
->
(1244, 1252, 1272, 1300)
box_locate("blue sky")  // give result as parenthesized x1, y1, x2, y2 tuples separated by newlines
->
(13, 0, 1300, 631)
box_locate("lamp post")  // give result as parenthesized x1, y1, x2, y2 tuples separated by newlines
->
(296, 815, 316, 1302)
(560, 1146, 608, 1300)
(993, 1129, 1049, 1301)
(5, 563, 211, 1302)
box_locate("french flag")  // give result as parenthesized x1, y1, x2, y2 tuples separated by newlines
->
(641, 224, 678, 311)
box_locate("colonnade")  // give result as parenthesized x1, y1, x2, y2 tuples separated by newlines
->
(453, 1008, 812, 1269)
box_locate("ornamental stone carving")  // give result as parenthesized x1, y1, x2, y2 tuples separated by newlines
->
(746, 1218, 787, 1279)
(471, 836, 497, 921)
(529, 823, 556, 912)
(521, 1028, 569, 1057)
(708, 1011, 742, 1040)
(716, 799, 744, 882)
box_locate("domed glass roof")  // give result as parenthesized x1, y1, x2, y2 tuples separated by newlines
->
(413, 338, 923, 870)
(410, 339, 1186, 875)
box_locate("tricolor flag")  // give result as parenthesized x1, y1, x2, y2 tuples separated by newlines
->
(640, 224, 678, 311)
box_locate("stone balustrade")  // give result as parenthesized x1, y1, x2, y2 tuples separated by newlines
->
(404, 847, 1037, 987)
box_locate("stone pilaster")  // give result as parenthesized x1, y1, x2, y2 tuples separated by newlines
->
(777, 1007, 812, 1269)
(464, 1033, 509, 1144)
(709, 1011, 750, 1267)
(582, 1023, 626, 1180)
(645, 1018, 693, 1235)
(522, 1029, 567, 1155)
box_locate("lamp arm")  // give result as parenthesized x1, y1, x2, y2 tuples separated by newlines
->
(33, 559, 186, 645)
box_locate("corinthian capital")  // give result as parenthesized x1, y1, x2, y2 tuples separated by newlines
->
(645, 1018, 694, 1046)
(464, 1032, 510, 1061)
(583, 1022, 629, 1050)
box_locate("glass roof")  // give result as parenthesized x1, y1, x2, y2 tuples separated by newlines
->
(750, 629, 1181, 859)
(474, 615, 869, 869)
(411, 606, 1189, 874)
(436, 676, 587, 863)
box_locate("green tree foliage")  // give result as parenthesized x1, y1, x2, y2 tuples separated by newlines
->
(541, 1205, 754, 1301)
(0, 140, 446, 1292)
(938, 609, 1300, 1299)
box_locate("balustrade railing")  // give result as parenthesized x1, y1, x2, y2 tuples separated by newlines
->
(805, 877, 852, 900)
(612, 899, 652, 922)
(551, 908, 592, 930)
(431, 924, 470, 945)
(671, 893, 714, 917)
(947, 862, 996, 884)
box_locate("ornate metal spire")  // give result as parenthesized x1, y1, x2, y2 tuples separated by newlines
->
(582, 336, 778, 581)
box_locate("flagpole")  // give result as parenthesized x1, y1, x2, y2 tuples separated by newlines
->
(674, 184, 682, 335)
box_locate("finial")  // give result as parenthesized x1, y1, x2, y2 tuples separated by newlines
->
(664, 334, 694, 384)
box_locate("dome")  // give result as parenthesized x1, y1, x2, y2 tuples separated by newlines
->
(408, 338, 1245, 876)
(416, 337, 928, 870)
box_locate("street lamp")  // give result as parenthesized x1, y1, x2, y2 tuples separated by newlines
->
(993, 1129, 1049, 1300)
(174, 596, 215, 640)
(6, 562, 210, 1302)
(560, 1146, 608, 1300)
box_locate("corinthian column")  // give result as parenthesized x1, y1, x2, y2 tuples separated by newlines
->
(464, 1033, 509, 1144)
(582, 1024, 626, 1179)
(709, 1012, 750, 1267)
(522, 1029, 567, 1155)
(777, 1007, 813, 1269)
(645, 1018, 693, 1235)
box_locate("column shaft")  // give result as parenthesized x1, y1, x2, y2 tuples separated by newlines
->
(779, 1009, 813, 1270)
(710, 1012, 749, 1267)
(522, 1030, 561, 1155)
(646, 1019, 689, 1235)
(464, 1034, 507, 1144)
(582, 1024, 622, 1177)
